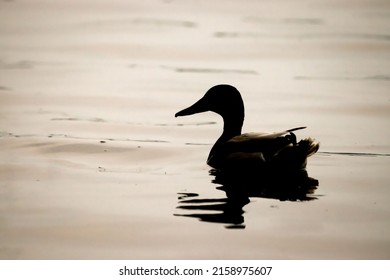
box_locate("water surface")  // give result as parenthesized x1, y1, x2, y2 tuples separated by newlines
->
(0, 0, 389, 259)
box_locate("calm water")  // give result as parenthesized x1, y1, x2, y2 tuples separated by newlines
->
(0, 0, 389, 259)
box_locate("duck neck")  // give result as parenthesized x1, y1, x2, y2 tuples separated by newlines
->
(207, 116, 243, 168)
(222, 116, 243, 139)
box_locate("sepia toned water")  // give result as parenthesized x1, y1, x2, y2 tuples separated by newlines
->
(0, 0, 389, 259)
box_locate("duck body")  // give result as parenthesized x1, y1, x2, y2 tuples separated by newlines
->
(175, 84, 319, 187)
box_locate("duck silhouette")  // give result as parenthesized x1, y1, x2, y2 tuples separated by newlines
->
(175, 84, 319, 189)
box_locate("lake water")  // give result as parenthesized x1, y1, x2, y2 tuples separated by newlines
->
(0, 0, 389, 259)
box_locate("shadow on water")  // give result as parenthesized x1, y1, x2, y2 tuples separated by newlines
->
(175, 169, 319, 229)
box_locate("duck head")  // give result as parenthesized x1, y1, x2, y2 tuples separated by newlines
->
(175, 84, 245, 136)
(175, 84, 246, 168)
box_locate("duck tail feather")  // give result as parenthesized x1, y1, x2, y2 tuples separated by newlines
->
(299, 137, 320, 157)
(287, 126, 307, 133)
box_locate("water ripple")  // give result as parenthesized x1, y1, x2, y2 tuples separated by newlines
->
(0, 132, 169, 144)
(214, 32, 390, 41)
(161, 65, 258, 75)
(319, 151, 390, 157)
(295, 75, 390, 81)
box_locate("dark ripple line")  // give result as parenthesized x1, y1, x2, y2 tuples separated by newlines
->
(161, 65, 258, 75)
(0, 132, 169, 143)
(132, 18, 197, 28)
(214, 32, 390, 41)
(156, 121, 217, 127)
(51, 117, 105, 122)
(295, 75, 390, 81)
(0, 60, 34, 70)
(319, 151, 390, 157)
(245, 17, 325, 25)
(51, 117, 215, 127)
(185, 143, 210, 146)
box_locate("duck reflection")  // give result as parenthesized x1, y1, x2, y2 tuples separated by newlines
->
(175, 169, 319, 229)
(176, 190, 249, 229)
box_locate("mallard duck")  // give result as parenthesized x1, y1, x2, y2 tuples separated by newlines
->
(175, 84, 319, 181)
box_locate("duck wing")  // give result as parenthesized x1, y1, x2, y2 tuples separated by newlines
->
(224, 127, 307, 157)
(228, 127, 306, 142)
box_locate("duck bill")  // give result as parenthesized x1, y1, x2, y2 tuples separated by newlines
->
(175, 98, 208, 117)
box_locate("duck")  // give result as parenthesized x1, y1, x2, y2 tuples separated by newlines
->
(175, 84, 319, 185)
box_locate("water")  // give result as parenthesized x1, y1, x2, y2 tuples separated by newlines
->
(0, 0, 389, 259)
